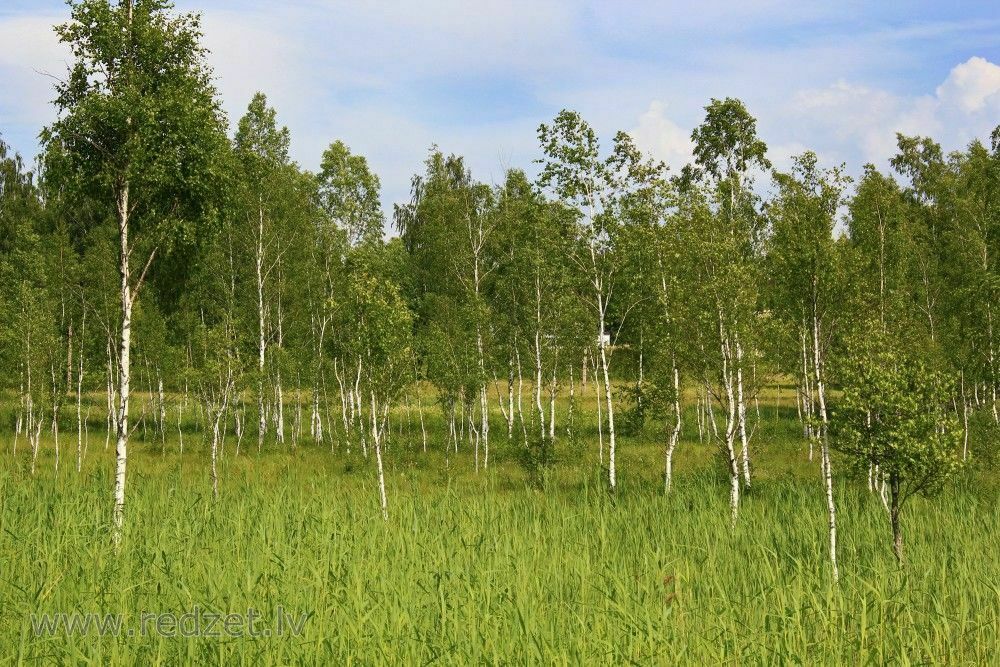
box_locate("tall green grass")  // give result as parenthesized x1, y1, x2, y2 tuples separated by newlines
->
(1, 385, 997, 664)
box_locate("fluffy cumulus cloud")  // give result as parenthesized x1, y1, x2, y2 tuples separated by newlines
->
(786, 57, 1000, 167)
(629, 101, 694, 173)
(936, 56, 1000, 112)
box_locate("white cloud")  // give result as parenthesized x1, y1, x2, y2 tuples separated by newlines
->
(787, 57, 999, 168)
(935, 55, 1000, 112)
(0, 14, 68, 125)
(629, 101, 693, 173)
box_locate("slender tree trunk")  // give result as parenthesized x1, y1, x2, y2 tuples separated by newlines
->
(76, 317, 85, 473)
(177, 397, 184, 456)
(210, 414, 221, 501)
(508, 356, 515, 439)
(419, 394, 427, 453)
(534, 328, 545, 441)
(890, 475, 903, 564)
(333, 358, 346, 450)
(705, 380, 719, 441)
(294, 382, 302, 449)
(256, 201, 267, 453)
(157, 373, 165, 446)
(515, 346, 527, 446)
(371, 391, 388, 521)
(51, 363, 60, 473)
(480, 383, 489, 469)
(112, 181, 132, 546)
(598, 304, 616, 492)
(275, 370, 285, 445)
(593, 352, 604, 465)
(800, 326, 813, 450)
(548, 362, 557, 441)
(235, 400, 244, 456)
(695, 392, 704, 443)
(567, 362, 575, 440)
(14, 377, 23, 457)
(664, 363, 681, 493)
(84, 406, 90, 462)
(989, 303, 999, 424)
(813, 303, 839, 583)
(735, 335, 751, 489)
(961, 371, 970, 461)
(719, 313, 740, 524)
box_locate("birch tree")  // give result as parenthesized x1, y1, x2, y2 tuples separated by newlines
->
(537, 111, 663, 491)
(682, 98, 770, 520)
(767, 151, 850, 581)
(42, 0, 227, 541)
(334, 244, 414, 519)
(234, 92, 292, 452)
(396, 151, 496, 467)
(492, 169, 589, 474)
(833, 328, 963, 564)
(314, 140, 381, 445)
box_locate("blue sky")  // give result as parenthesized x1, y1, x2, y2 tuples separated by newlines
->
(2, 1, 999, 216)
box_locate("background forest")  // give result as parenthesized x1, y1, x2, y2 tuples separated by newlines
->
(0, 1, 998, 663)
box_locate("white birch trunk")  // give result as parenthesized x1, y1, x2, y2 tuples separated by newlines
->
(51, 363, 60, 473)
(508, 357, 515, 438)
(593, 353, 604, 465)
(157, 374, 165, 446)
(961, 372, 969, 461)
(735, 335, 751, 489)
(598, 305, 616, 491)
(534, 328, 545, 440)
(371, 391, 388, 521)
(567, 363, 575, 440)
(664, 363, 681, 493)
(516, 348, 527, 446)
(256, 201, 267, 452)
(719, 313, 740, 524)
(76, 330, 85, 473)
(112, 181, 132, 546)
(548, 364, 557, 441)
(812, 306, 838, 583)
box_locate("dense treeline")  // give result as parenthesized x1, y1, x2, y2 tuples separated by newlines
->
(1, 1, 997, 571)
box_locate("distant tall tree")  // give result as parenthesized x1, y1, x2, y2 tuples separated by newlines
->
(613, 171, 685, 491)
(846, 166, 909, 336)
(318, 140, 384, 247)
(234, 92, 293, 451)
(537, 111, 664, 491)
(767, 151, 850, 582)
(41, 0, 227, 542)
(492, 169, 589, 469)
(686, 98, 770, 521)
(314, 140, 381, 446)
(943, 133, 1000, 426)
(396, 151, 496, 468)
(334, 245, 414, 519)
(0, 138, 55, 474)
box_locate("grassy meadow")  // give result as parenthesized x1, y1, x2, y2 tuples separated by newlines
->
(0, 383, 998, 664)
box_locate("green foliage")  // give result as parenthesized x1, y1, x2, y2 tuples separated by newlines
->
(833, 328, 964, 502)
(317, 140, 383, 246)
(42, 0, 228, 248)
(690, 97, 771, 181)
(615, 380, 652, 437)
(335, 247, 414, 403)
